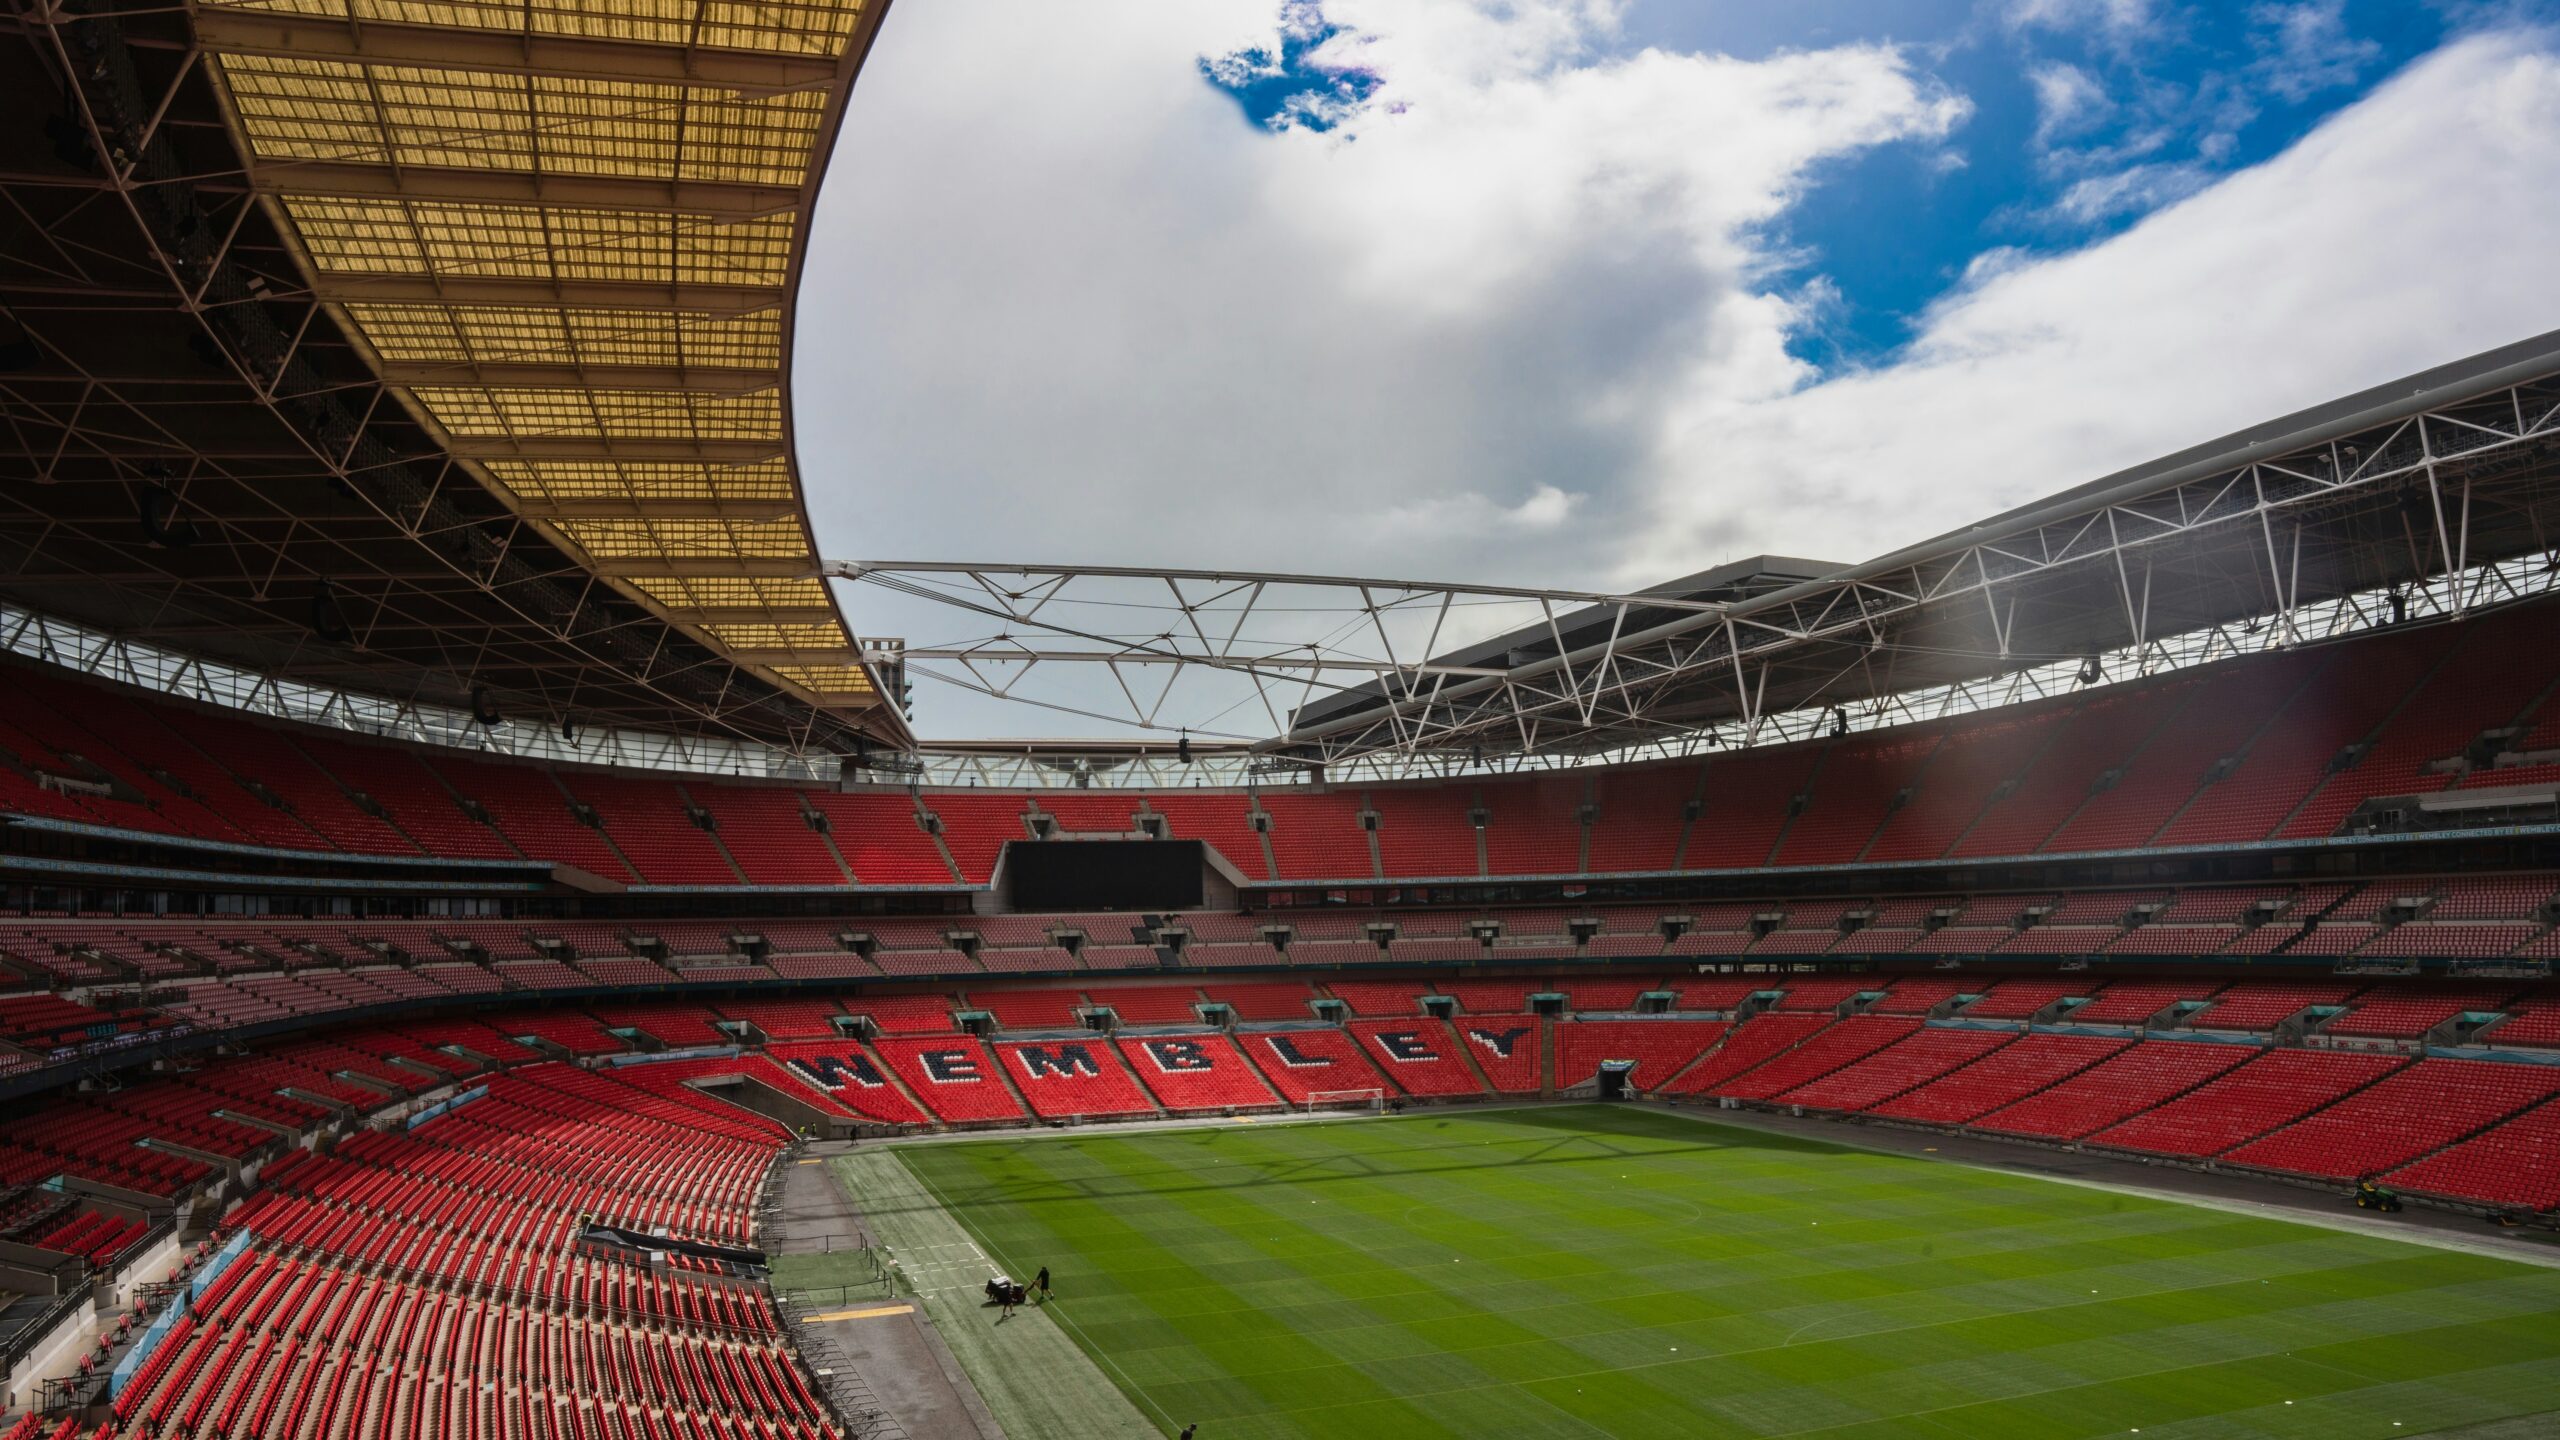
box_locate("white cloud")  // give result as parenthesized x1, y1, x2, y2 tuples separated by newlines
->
(796, 1, 1961, 732)
(2001, 0, 2158, 44)
(2044, 158, 2210, 222)
(795, 6, 2560, 738)
(1504, 483, 1579, 529)
(2250, 0, 2384, 102)
(2028, 61, 2111, 148)
(1371, 481, 1583, 538)
(1628, 29, 2560, 584)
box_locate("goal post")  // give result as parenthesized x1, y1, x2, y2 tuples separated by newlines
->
(1304, 1088, 1387, 1115)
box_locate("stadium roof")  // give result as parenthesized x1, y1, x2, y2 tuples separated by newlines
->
(1268, 326, 2560, 762)
(841, 326, 2560, 768)
(6, 0, 2558, 772)
(0, 0, 903, 752)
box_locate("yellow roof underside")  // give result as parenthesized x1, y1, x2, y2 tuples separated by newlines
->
(210, 0, 866, 55)
(199, 0, 876, 705)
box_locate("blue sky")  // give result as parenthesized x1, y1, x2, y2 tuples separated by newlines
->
(1203, 1, 2513, 366)
(802, 0, 2560, 738)
(1716, 1, 2486, 365)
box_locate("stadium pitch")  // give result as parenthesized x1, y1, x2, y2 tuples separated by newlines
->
(884, 1104, 2560, 1439)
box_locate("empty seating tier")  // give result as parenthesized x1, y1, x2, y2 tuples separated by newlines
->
(4, 601, 2560, 899)
(973, 990, 1087, 1031)
(2386, 1098, 2560, 1211)
(1658, 1014, 1832, 1095)
(1870, 1033, 2135, 1125)
(1325, 981, 1425, 1016)
(1235, 1028, 1394, 1104)
(1778, 1026, 2019, 1112)
(1117, 1034, 1282, 1112)
(127, 1062, 839, 1440)
(1554, 1020, 1728, 1092)
(2221, 1057, 2560, 1180)
(2187, 980, 2362, 1032)
(1713, 1016, 1925, 1101)
(1975, 1040, 2258, 1141)
(1450, 1015, 1544, 1093)
(871, 1037, 1024, 1124)
(994, 1038, 1158, 1119)
(1345, 1020, 1490, 1098)
(1203, 983, 1320, 1021)
(2089, 1049, 2406, 1158)
(1084, 986, 1204, 1025)
(767, 1041, 933, 1126)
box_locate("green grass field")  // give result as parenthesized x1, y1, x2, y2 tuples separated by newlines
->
(888, 1105, 2560, 1439)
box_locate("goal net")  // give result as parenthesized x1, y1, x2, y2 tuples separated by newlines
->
(1304, 1088, 1387, 1115)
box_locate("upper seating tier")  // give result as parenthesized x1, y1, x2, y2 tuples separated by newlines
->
(7, 600, 2560, 898)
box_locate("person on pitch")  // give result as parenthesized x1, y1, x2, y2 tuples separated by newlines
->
(1034, 1265, 1051, 1303)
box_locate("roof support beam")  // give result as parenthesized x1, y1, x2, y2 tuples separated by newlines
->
(515, 497, 800, 520)
(378, 360, 778, 393)
(680, 606, 844, 625)
(249, 159, 801, 217)
(0, 446, 408, 464)
(723, 646, 870, 665)
(305, 274, 783, 314)
(189, 10, 845, 93)
(445, 437, 785, 462)
(0, 569, 469, 585)
(601, 558, 817, 578)
(896, 647, 1508, 676)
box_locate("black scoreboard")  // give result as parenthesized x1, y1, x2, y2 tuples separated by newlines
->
(1005, 839, 1206, 911)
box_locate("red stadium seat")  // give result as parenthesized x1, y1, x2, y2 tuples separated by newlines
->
(1117, 1033, 1282, 1112)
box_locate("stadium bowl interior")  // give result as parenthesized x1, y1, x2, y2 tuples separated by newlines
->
(6, 0, 2560, 1435)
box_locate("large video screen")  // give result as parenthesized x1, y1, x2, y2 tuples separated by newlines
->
(1007, 840, 1205, 911)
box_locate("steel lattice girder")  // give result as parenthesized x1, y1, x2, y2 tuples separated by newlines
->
(833, 329, 2560, 762)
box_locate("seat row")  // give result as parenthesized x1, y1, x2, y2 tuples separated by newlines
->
(1666, 1010, 2560, 1212)
(10, 597, 2560, 887)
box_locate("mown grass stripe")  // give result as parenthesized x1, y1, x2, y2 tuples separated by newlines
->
(894, 1107, 2560, 1439)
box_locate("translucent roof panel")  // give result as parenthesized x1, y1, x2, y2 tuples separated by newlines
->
(223, 57, 826, 183)
(704, 623, 849, 649)
(483, 458, 797, 503)
(556, 517, 809, 559)
(203, 0, 872, 56)
(199, 0, 891, 723)
(629, 575, 833, 609)
(407, 387, 783, 440)
(343, 307, 783, 368)
(285, 200, 797, 285)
